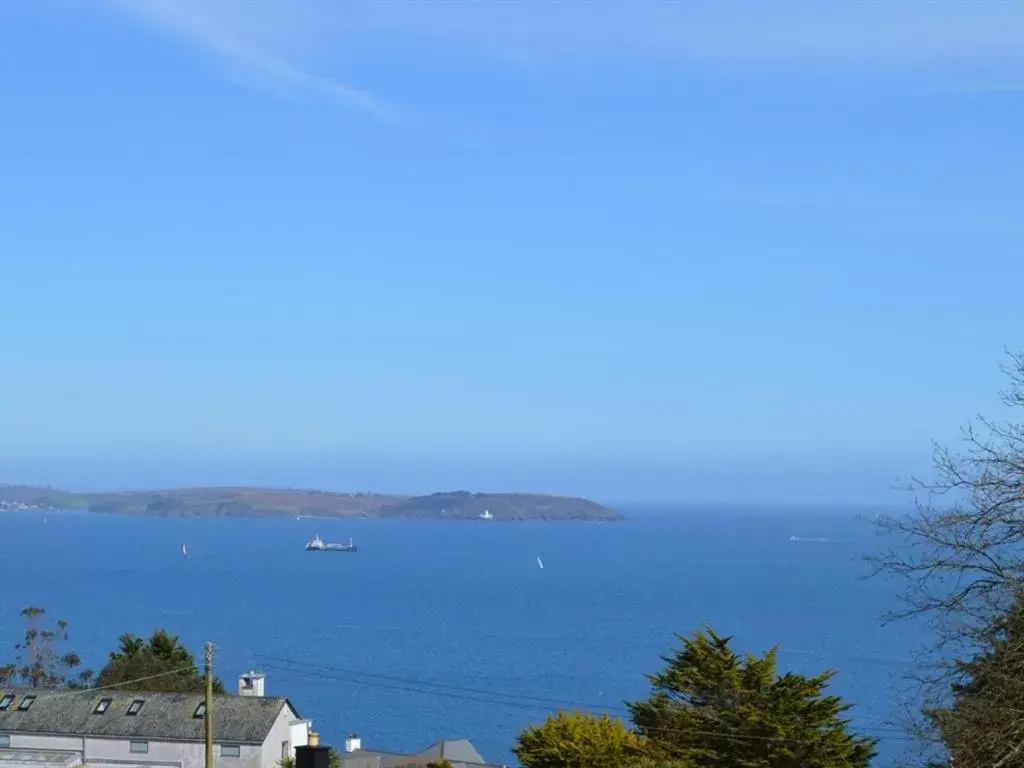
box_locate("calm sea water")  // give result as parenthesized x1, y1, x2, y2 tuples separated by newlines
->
(0, 508, 923, 766)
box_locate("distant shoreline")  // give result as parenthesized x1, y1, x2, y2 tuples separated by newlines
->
(0, 485, 625, 522)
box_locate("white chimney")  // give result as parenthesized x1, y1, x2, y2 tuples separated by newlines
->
(238, 670, 265, 697)
(344, 734, 361, 753)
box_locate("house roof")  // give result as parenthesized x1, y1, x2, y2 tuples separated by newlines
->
(338, 750, 408, 768)
(417, 740, 488, 765)
(341, 739, 502, 768)
(0, 688, 294, 745)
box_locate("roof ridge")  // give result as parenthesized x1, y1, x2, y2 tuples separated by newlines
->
(0, 687, 290, 702)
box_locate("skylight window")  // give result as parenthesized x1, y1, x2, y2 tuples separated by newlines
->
(0, 695, 14, 711)
(127, 700, 144, 716)
(193, 702, 206, 718)
(94, 698, 112, 715)
(18, 696, 35, 711)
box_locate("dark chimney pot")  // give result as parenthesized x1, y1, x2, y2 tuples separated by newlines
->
(296, 745, 331, 768)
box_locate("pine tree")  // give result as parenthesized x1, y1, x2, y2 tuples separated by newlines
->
(96, 628, 224, 693)
(628, 628, 876, 768)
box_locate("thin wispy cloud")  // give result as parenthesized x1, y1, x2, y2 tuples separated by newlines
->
(99, 0, 407, 123)
(109, 0, 1024, 67)
(316, 0, 1024, 68)
(94, 0, 1024, 118)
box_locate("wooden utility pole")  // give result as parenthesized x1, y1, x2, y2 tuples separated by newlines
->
(204, 642, 214, 768)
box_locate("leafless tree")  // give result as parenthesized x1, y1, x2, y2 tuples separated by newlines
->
(0, 606, 92, 689)
(871, 350, 1024, 766)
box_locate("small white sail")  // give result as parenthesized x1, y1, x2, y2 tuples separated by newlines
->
(182, 544, 188, 557)
(537, 556, 544, 570)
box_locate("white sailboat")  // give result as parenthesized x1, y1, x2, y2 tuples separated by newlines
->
(536, 556, 544, 570)
(181, 544, 189, 558)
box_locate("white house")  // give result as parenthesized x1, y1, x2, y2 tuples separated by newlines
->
(0, 672, 311, 768)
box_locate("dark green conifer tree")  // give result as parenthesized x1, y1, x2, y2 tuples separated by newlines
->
(926, 592, 1024, 768)
(96, 629, 224, 693)
(628, 628, 876, 768)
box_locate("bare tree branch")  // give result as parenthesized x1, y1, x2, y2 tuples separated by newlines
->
(870, 350, 1024, 767)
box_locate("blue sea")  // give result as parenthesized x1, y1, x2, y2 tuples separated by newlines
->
(0, 507, 923, 766)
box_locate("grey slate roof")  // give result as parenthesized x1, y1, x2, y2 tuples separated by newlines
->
(338, 749, 409, 768)
(340, 740, 502, 768)
(418, 740, 488, 765)
(0, 688, 293, 745)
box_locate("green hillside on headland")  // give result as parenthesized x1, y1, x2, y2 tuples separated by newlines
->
(0, 484, 623, 521)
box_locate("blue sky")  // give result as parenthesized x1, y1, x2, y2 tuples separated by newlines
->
(1, 0, 1022, 502)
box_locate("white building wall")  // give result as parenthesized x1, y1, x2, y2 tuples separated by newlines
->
(84, 737, 204, 768)
(259, 706, 304, 768)
(0, 733, 265, 768)
(3, 734, 83, 752)
(287, 721, 310, 757)
(86, 737, 265, 768)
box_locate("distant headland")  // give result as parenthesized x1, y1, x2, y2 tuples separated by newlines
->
(0, 484, 624, 522)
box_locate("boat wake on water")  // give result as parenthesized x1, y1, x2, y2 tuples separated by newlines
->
(788, 535, 854, 544)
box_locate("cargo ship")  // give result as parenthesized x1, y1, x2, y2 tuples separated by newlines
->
(305, 534, 358, 552)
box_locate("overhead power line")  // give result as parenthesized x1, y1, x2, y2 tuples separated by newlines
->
(255, 653, 622, 713)
(254, 653, 915, 745)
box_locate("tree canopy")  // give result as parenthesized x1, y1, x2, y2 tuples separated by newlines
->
(871, 350, 1024, 764)
(514, 711, 647, 768)
(95, 629, 224, 693)
(924, 591, 1024, 768)
(514, 627, 874, 768)
(0, 606, 92, 689)
(628, 628, 876, 768)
